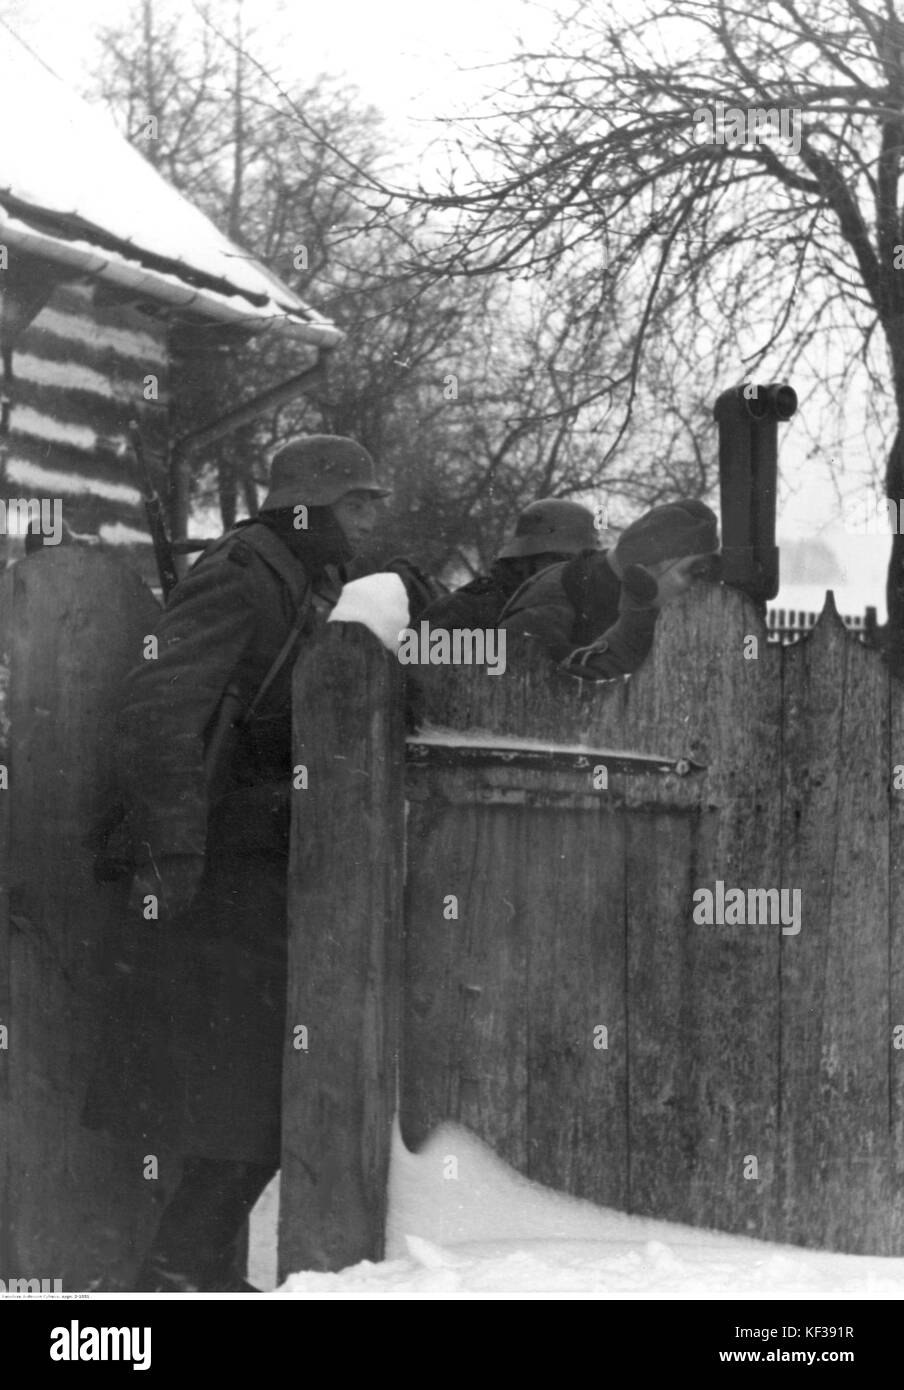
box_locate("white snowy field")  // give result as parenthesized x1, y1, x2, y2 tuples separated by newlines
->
(247, 1121, 904, 1299)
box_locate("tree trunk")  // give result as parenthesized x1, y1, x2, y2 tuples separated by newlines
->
(883, 318, 904, 677)
(886, 432, 904, 677)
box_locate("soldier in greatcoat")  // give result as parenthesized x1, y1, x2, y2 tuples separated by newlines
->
(499, 500, 721, 679)
(85, 435, 389, 1291)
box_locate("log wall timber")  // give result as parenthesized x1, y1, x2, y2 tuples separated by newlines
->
(3, 281, 169, 576)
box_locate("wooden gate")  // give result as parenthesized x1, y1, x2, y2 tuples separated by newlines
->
(283, 581, 904, 1273)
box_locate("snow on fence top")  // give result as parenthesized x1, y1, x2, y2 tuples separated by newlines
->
(0, 29, 341, 344)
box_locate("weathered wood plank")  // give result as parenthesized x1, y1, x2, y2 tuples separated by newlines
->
(407, 731, 704, 777)
(622, 807, 709, 1221)
(401, 795, 530, 1174)
(602, 584, 782, 1238)
(402, 649, 631, 1203)
(779, 597, 892, 1252)
(399, 794, 460, 1152)
(523, 801, 628, 1207)
(280, 623, 405, 1277)
(0, 547, 161, 1288)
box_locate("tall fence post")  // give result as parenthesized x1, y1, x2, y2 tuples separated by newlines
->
(279, 622, 405, 1279)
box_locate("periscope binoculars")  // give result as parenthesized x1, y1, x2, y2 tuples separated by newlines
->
(713, 382, 798, 603)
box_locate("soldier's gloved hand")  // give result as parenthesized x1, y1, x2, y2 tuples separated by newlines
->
(129, 853, 205, 922)
(381, 557, 446, 624)
(618, 563, 660, 611)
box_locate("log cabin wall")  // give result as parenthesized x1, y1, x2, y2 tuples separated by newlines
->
(2, 279, 169, 579)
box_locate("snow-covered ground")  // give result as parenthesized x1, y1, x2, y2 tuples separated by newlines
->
(248, 1122, 904, 1298)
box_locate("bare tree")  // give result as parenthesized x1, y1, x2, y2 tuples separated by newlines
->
(92, 0, 715, 574)
(399, 0, 904, 656)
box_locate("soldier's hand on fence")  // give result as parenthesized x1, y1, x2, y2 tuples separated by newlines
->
(557, 646, 627, 682)
(129, 853, 205, 922)
(380, 556, 446, 623)
(618, 563, 660, 611)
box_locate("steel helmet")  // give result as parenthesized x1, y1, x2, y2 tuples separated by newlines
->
(496, 499, 600, 559)
(261, 435, 390, 510)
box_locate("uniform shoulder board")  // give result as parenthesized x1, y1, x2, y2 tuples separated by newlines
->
(227, 539, 252, 567)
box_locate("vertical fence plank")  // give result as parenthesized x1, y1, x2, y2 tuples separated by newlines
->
(779, 597, 892, 1251)
(279, 623, 404, 1277)
(399, 793, 459, 1151)
(0, 548, 161, 1288)
(524, 802, 628, 1207)
(623, 584, 782, 1239)
(402, 651, 632, 1206)
(402, 794, 530, 1174)
(622, 806, 711, 1224)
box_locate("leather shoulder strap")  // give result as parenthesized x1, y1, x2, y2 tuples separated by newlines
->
(233, 522, 310, 609)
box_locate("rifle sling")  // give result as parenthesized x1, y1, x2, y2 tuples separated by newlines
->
(241, 583, 315, 726)
(202, 527, 318, 795)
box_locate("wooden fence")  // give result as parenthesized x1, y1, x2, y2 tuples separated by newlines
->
(1, 549, 903, 1289)
(0, 547, 163, 1290)
(282, 581, 904, 1274)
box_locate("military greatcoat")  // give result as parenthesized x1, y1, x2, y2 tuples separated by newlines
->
(85, 519, 342, 1164)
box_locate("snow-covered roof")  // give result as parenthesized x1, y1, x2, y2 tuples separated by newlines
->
(0, 29, 342, 347)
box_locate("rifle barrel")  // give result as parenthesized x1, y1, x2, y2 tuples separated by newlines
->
(129, 420, 179, 597)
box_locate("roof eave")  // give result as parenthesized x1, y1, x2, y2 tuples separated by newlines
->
(0, 206, 343, 349)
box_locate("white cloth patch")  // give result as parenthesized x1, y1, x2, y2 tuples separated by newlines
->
(327, 573, 410, 652)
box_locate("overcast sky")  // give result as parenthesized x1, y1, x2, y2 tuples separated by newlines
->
(10, 0, 554, 130)
(4, 0, 892, 612)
